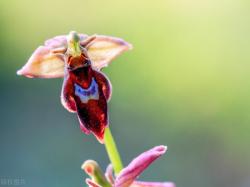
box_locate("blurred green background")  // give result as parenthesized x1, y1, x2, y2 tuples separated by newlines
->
(0, 0, 250, 187)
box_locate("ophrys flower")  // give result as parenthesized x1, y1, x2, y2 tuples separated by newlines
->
(17, 31, 132, 143)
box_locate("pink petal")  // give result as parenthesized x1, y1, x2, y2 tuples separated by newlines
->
(115, 146, 167, 187)
(105, 164, 115, 185)
(86, 179, 101, 187)
(131, 181, 175, 187)
(79, 34, 89, 43)
(44, 35, 67, 48)
(17, 46, 65, 78)
(86, 35, 132, 71)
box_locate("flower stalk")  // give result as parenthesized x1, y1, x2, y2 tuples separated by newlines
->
(104, 127, 123, 175)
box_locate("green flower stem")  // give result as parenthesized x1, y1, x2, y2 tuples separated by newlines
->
(104, 127, 123, 175)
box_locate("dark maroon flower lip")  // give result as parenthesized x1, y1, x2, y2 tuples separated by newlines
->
(17, 31, 132, 142)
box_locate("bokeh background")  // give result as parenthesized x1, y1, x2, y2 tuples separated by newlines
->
(0, 0, 250, 187)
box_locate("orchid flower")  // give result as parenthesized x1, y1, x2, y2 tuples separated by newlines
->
(17, 31, 132, 143)
(82, 145, 175, 187)
(17, 32, 176, 187)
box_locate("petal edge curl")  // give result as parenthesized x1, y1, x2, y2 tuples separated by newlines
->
(115, 145, 167, 187)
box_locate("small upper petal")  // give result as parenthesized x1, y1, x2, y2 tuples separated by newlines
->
(115, 146, 167, 187)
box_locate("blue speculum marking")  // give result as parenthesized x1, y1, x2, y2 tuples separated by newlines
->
(74, 78, 99, 103)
